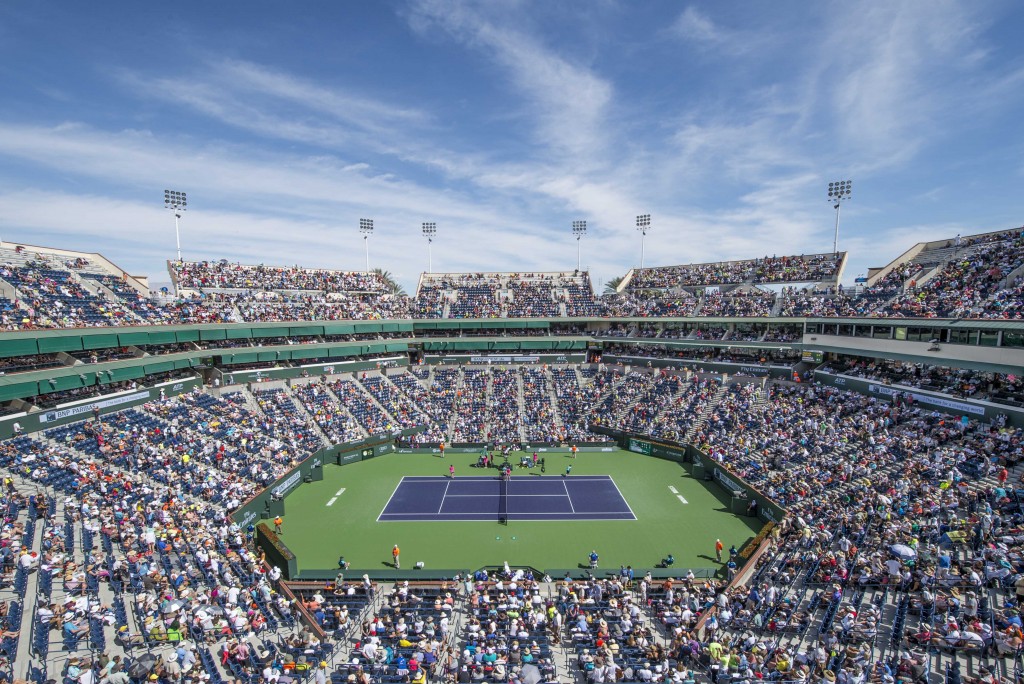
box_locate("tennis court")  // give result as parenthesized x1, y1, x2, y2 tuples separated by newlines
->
(377, 475, 636, 522)
(282, 450, 762, 573)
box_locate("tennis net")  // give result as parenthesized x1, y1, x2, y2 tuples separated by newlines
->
(499, 475, 509, 523)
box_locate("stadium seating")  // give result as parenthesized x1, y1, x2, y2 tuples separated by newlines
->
(627, 252, 846, 289)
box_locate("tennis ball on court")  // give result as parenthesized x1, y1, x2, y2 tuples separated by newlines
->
(511, 536, 517, 541)
(496, 536, 501, 540)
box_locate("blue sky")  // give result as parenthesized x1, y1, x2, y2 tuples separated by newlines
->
(0, 1, 1022, 293)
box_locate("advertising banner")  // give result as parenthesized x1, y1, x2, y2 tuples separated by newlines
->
(39, 391, 151, 423)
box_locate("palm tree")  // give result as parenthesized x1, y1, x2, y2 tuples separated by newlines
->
(603, 276, 624, 294)
(372, 268, 407, 297)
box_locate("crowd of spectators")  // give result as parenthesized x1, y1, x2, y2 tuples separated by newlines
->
(171, 260, 390, 293)
(5, 348, 1024, 682)
(0, 387, 325, 680)
(2, 236, 1024, 328)
(820, 357, 1023, 405)
(878, 232, 1024, 319)
(292, 380, 365, 444)
(601, 291, 698, 318)
(629, 253, 845, 289)
(698, 291, 776, 317)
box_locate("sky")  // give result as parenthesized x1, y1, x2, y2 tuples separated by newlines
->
(0, 1, 1023, 294)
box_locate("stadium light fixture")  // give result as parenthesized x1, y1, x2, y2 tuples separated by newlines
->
(827, 180, 852, 254)
(572, 220, 587, 271)
(422, 222, 437, 273)
(164, 189, 187, 261)
(636, 214, 651, 269)
(359, 218, 374, 272)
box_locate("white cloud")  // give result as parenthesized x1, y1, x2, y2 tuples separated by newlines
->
(405, 0, 613, 164)
(1, 0, 1022, 297)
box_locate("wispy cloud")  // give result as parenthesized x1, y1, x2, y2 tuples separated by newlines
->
(405, 0, 613, 164)
(116, 59, 432, 160)
(670, 6, 762, 56)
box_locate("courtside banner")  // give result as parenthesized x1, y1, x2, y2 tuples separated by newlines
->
(39, 391, 150, 423)
(867, 383, 985, 416)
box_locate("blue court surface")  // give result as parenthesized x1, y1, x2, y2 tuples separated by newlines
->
(377, 475, 637, 522)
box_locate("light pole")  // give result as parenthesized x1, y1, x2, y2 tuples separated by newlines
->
(636, 214, 651, 269)
(422, 222, 437, 273)
(827, 180, 852, 254)
(572, 220, 587, 271)
(359, 218, 374, 271)
(164, 189, 187, 261)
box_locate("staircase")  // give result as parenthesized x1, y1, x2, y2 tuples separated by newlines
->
(449, 369, 466, 442)
(514, 370, 528, 442)
(283, 383, 331, 446)
(544, 368, 566, 431)
(683, 383, 729, 443)
(483, 369, 495, 439)
(236, 385, 266, 414)
(353, 374, 401, 423)
(324, 381, 372, 439)
(355, 374, 404, 427)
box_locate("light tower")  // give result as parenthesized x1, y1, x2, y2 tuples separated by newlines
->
(359, 218, 374, 271)
(635, 214, 651, 269)
(827, 180, 852, 254)
(422, 222, 437, 273)
(164, 189, 187, 261)
(572, 220, 587, 271)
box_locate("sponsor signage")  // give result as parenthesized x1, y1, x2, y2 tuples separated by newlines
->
(714, 469, 743, 494)
(868, 383, 985, 416)
(468, 355, 541, 364)
(628, 438, 652, 455)
(40, 391, 150, 424)
(431, 353, 583, 366)
(271, 470, 303, 499)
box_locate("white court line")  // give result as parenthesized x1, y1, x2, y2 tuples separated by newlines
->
(376, 479, 406, 522)
(607, 476, 638, 519)
(676, 494, 689, 504)
(444, 493, 566, 497)
(400, 475, 614, 481)
(562, 479, 577, 513)
(668, 486, 679, 494)
(335, 488, 346, 496)
(438, 480, 451, 514)
(378, 511, 635, 518)
(326, 497, 338, 507)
